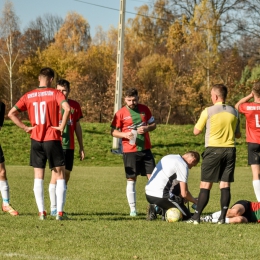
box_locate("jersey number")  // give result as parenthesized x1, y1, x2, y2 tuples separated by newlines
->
(33, 101, 46, 124)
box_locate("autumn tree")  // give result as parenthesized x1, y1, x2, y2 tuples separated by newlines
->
(0, 0, 20, 107)
(54, 12, 91, 53)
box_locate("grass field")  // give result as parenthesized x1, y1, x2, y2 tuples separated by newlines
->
(0, 121, 258, 260)
(0, 121, 248, 167)
(0, 166, 259, 260)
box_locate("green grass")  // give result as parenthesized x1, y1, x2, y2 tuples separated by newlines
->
(0, 121, 248, 167)
(0, 121, 256, 259)
(0, 166, 259, 260)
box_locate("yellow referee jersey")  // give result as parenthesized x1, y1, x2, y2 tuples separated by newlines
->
(195, 102, 241, 147)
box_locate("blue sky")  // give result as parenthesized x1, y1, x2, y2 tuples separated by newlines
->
(0, 0, 151, 36)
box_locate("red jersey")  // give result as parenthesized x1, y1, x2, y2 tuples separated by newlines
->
(239, 102, 260, 143)
(14, 87, 68, 141)
(111, 104, 155, 153)
(60, 99, 83, 150)
(250, 202, 260, 222)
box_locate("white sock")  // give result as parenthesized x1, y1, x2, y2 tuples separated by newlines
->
(0, 180, 9, 205)
(33, 179, 45, 212)
(126, 180, 136, 212)
(253, 180, 260, 201)
(56, 179, 66, 213)
(212, 211, 221, 219)
(48, 183, 57, 211)
(212, 217, 229, 224)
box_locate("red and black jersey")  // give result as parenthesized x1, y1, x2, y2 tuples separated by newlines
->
(239, 102, 260, 144)
(250, 202, 260, 222)
(14, 87, 67, 141)
(111, 104, 155, 153)
(60, 99, 83, 150)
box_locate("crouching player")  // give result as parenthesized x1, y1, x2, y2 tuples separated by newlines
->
(145, 151, 200, 221)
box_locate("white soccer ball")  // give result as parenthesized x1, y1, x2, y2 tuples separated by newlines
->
(165, 208, 183, 223)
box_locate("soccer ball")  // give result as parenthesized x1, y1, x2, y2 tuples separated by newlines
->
(165, 208, 183, 222)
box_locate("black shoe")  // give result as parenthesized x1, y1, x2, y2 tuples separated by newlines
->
(161, 209, 166, 221)
(217, 219, 225, 224)
(146, 204, 157, 221)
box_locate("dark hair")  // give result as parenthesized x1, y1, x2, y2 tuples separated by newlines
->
(57, 79, 70, 92)
(39, 67, 55, 79)
(212, 84, 227, 100)
(124, 88, 138, 97)
(253, 81, 260, 97)
(186, 151, 200, 163)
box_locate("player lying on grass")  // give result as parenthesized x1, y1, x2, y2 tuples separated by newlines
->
(201, 200, 260, 223)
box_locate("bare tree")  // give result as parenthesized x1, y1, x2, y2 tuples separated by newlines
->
(167, 0, 254, 46)
(0, 0, 20, 107)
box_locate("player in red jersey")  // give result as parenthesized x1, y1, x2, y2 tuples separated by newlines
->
(0, 101, 19, 216)
(49, 79, 84, 217)
(201, 200, 260, 223)
(111, 88, 156, 216)
(235, 82, 260, 202)
(8, 67, 70, 220)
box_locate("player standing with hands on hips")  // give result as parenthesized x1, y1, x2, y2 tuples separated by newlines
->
(8, 67, 70, 220)
(0, 101, 19, 216)
(49, 79, 84, 217)
(235, 82, 260, 202)
(111, 88, 156, 216)
(187, 84, 241, 224)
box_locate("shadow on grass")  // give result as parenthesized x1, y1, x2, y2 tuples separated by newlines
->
(153, 142, 204, 149)
(50, 211, 147, 221)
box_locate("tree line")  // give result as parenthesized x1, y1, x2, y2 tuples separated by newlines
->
(1, 0, 260, 124)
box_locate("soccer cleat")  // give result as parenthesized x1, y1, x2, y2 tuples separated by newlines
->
(50, 209, 57, 216)
(2, 204, 19, 216)
(130, 210, 138, 217)
(161, 209, 166, 221)
(39, 211, 47, 220)
(200, 215, 213, 223)
(217, 219, 225, 224)
(56, 211, 68, 220)
(186, 218, 200, 225)
(61, 212, 69, 220)
(146, 204, 157, 221)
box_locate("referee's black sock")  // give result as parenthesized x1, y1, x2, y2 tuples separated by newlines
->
(219, 187, 231, 222)
(192, 188, 210, 220)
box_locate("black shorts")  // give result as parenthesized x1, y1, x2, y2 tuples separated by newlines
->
(123, 149, 155, 178)
(201, 147, 236, 183)
(0, 145, 4, 163)
(30, 139, 65, 169)
(248, 143, 260, 165)
(146, 194, 191, 220)
(231, 200, 252, 222)
(63, 149, 74, 171)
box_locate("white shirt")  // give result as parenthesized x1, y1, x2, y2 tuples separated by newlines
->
(145, 154, 189, 198)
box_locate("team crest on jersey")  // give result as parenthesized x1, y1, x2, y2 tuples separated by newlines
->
(71, 109, 75, 114)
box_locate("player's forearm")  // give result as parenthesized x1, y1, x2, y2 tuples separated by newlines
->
(235, 93, 253, 110)
(111, 129, 125, 139)
(147, 122, 156, 132)
(181, 190, 197, 204)
(75, 125, 84, 150)
(8, 113, 27, 131)
(60, 109, 70, 132)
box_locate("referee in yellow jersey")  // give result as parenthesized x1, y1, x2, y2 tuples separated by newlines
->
(187, 84, 241, 224)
